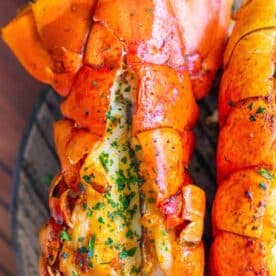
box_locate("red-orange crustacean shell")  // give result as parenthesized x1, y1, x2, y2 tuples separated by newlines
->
(211, 0, 276, 275)
(2, 0, 232, 275)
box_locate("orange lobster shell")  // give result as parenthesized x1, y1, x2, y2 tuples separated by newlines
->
(2, 0, 233, 275)
(211, 0, 276, 275)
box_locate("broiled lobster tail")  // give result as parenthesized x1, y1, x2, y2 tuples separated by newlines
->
(211, 0, 276, 275)
(2, 0, 232, 99)
(2, 0, 232, 275)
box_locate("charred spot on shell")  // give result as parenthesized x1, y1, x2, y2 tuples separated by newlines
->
(39, 220, 63, 267)
(49, 173, 67, 199)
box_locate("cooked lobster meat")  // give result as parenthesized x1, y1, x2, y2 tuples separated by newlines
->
(211, 0, 276, 275)
(2, 0, 232, 275)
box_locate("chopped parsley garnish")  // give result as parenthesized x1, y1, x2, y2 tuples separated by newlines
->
(106, 109, 116, 123)
(60, 230, 71, 241)
(108, 209, 126, 222)
(131, 266, 141, 274)
(256, 106, 265, 114)
(119, 247, 137, 259)
(107, 198, 118, 208)
(98, 217, 105, 224)
(126, 229, 134, 239)
(82, 174, 94, 184)
(248, 102, 254, 110)
(127, 204, 138, 219)
(105, 237, 113, 245)
(147, 197, 155, 203)
(77, 246, 88, 254)
(134, 145, 142, 152)
(61, 252, 68, 259)
(115, 243, 121, 250)
(111, 141, 118, 148)
(92, 81, 97, 87)
(115, 170, 127, 191)
(121, 156, 128, 164)
(249, 114, 256, 121)
(119, 192, 136, 209)
(88, 235, 96, 259)
(99, 152, 110, 172)
(124, 85, 131, 92)
(92, 202, 105, 210)
(72, 271, 78, 276)
(258, 182, 267, 190)
(126, 168, 144, 185)
(122, 144, 128, 152)
(78, 237, 85, 242)
(258, 168, 274, 180)
(87, 209, 93, 217)
(88, 261, 94, 268)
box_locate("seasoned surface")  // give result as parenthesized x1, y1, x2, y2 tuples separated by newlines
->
(1, 1, 222, 275)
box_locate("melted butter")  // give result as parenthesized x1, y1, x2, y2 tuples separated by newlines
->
(135, 148, 173, 275)
(60, 69, 142, 275)
(154, 227, 172, 271)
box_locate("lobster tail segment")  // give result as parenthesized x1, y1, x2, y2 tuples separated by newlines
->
(2, 0, 233, 275)
(212, 0, 276, 275)
(2, 0, 98, 96)
(3, 0, 232, 99)
(94, 0, 233, 99)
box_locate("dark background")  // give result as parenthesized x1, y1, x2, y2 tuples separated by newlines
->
(0, 1, 43, 275)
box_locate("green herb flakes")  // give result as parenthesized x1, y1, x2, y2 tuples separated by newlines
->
(124, 85, 131, 92)
(61, 252, 68, 259)
(258, 182, 267, 190)
(78, 237, 85, 243)
(88, 235, 96, 259)
(93, 202, 105, 210)
(249, 114, 256, 122)
(258, 168, 274, 180)
(82, 174, 94, 184)
(88, 261, 94, 268)
(119, 247, 137, 259)
(126, 229, 134, 239)
(134, 145, 142, 152)
(60, 230, 71, 241)
(77, 246, 88, 254)
(121, 156, 128, 164)
(105, 237, 113, 245)
(248, 102, 254, 110)
(147, 197, 155, 203)
(256, 106, 265, 114)
(99, 152, 110, 172)
(98, 217, 105, 224)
